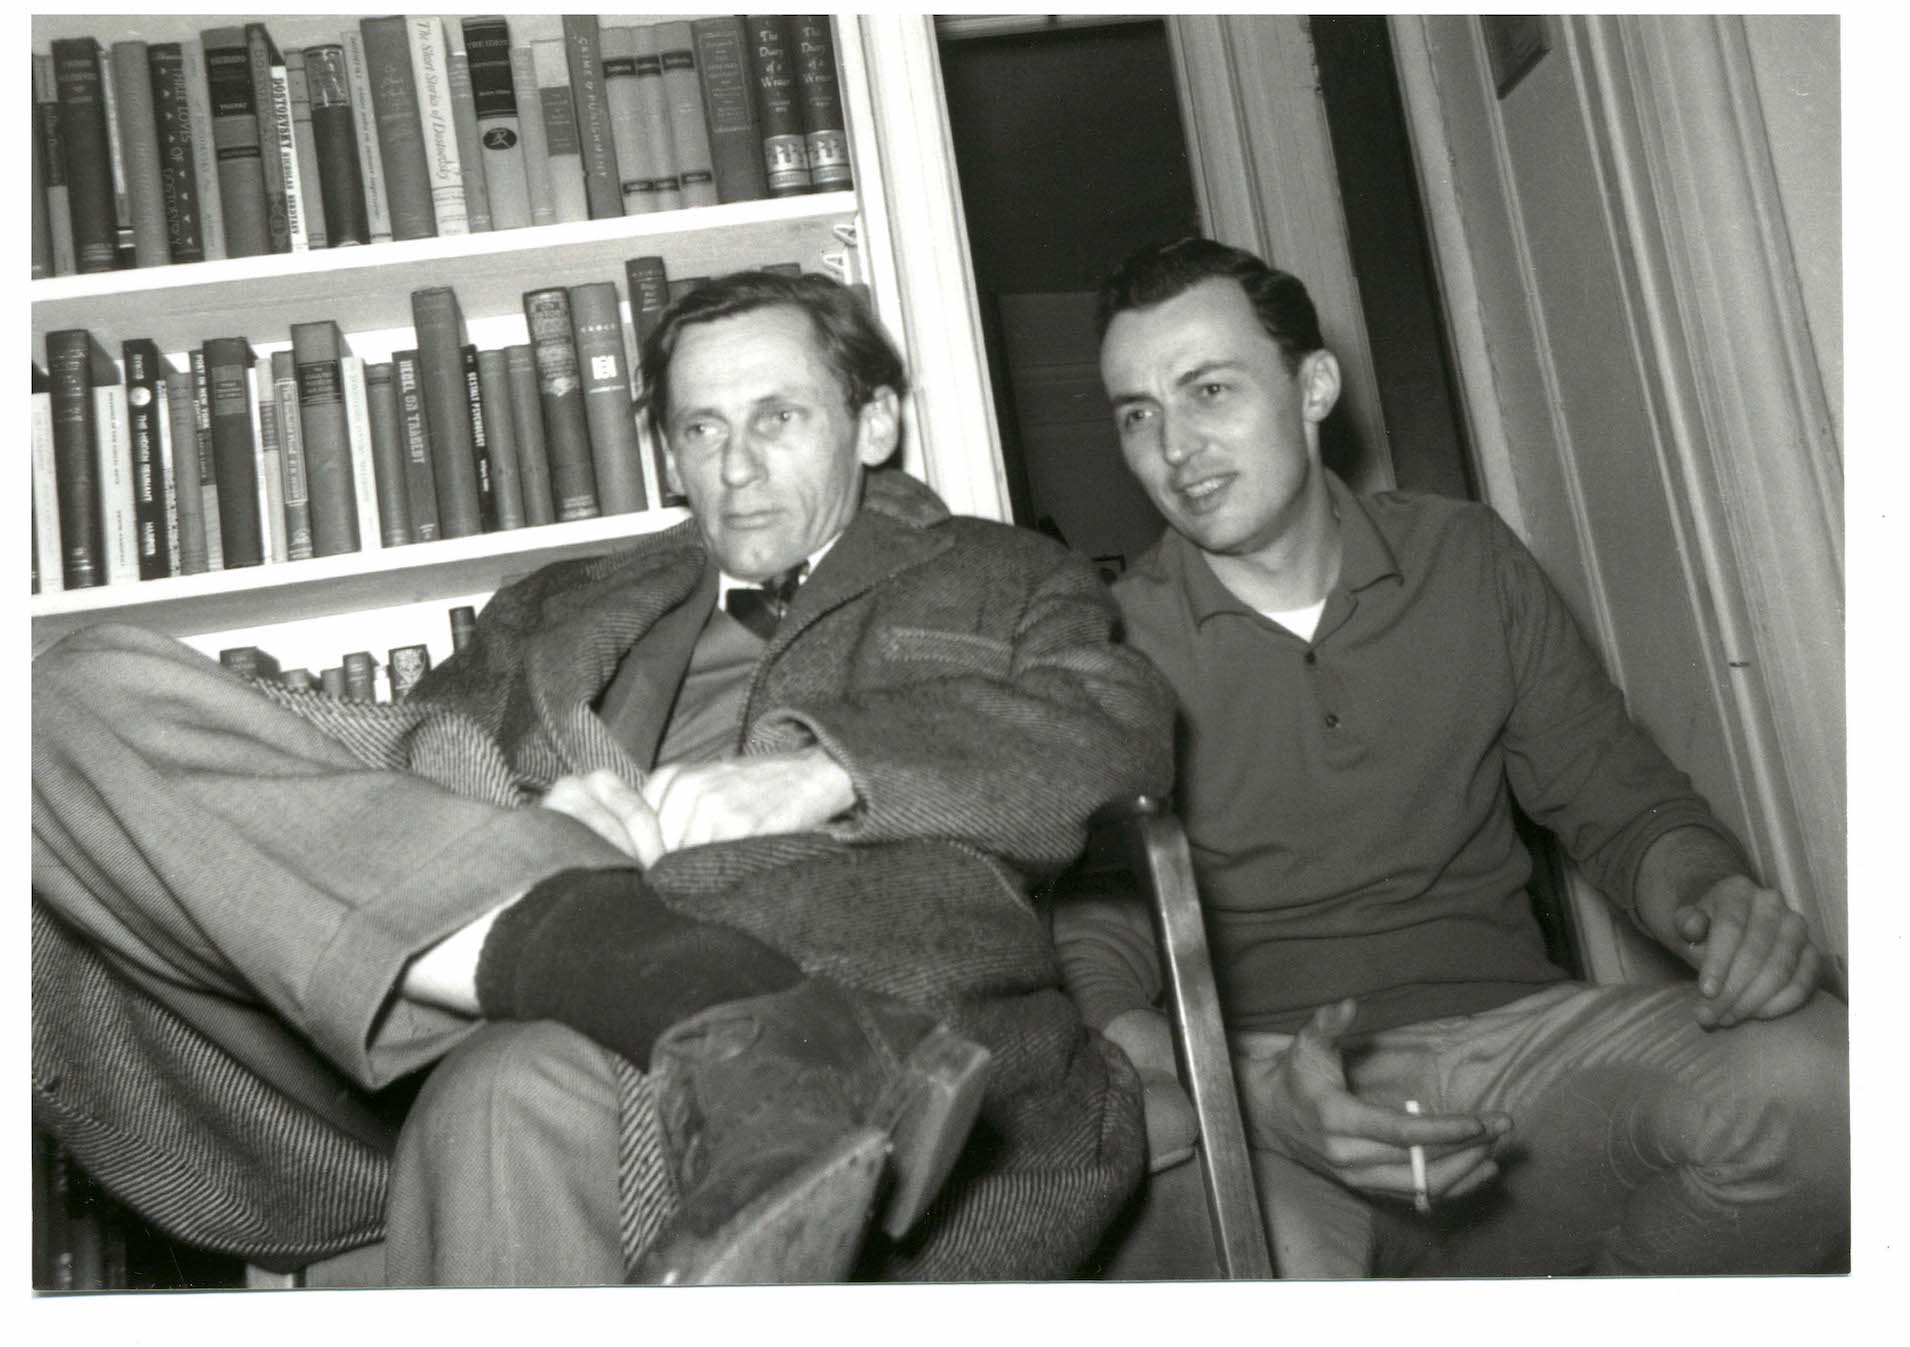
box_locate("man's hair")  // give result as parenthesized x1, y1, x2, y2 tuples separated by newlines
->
(639, 270, 910, 439)
(1094, 237, 1325, 372)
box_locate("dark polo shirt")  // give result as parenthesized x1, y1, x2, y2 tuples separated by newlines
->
(1113, 473, 1735, 1035)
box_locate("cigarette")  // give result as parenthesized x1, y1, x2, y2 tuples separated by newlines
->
(1404, 1100, 1432, 1215)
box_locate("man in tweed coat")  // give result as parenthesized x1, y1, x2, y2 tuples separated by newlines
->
(32, 271, 1174, 1283)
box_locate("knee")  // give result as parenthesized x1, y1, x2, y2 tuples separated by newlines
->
(401, 1021, 611, 1162)
(1702, 994, 1849, 1197)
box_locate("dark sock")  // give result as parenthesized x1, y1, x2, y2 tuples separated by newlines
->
(474, 867, 803, 1069)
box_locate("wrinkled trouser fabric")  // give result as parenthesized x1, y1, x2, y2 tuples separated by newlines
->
(1234, 981, 1850, 1277)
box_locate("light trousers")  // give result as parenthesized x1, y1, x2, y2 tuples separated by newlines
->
(1234, 981, 1850, 1278)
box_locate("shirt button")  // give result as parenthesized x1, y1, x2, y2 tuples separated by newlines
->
(1304, 650, 1317, 666)
(1324, 713, 1341, 729)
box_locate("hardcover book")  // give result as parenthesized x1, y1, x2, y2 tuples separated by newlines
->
(252, 362, 288, 562)
(305, 45, 370, 247)
(393, 350, 442, 541)
(561, 15, 625, 220)
(628, 26, 685, 212)
(200, 27, 271, 257)
(411, 287, 483, 538)
(504, 344, 556, 526)
(522, 287, 601, 521)
(148, 43, 207, 264)
(341, 29, 393, 244)
(109, 41, 172, 266)
(601, 26, 666, 216)
(464, 17, 532, 230)
(163, 366, 210, 574)
(45, 330, 106, 588)
(189, 347, 225, 570)
(569, 281, 647, 515)
(283, 48, 328, 250)
(340, 355, 384, 553)
(509, 44, 557, 229)
(360, 16, 436, 241)
(364, 362, 414, 546)
(290, 320, 361, 556)
(794, 17, 853, 191)
(35, 55, 78, 276)
(745, 15, 812, 196)
(50, 38, 122, 273)
(408, 16, 469, 236)
(122, 339, 173, 579)
(444, 24, 492, 233)
(94, 380, 141, 585)
(690, 18, 769, 203)
(388, 644, 432, 699)
(531, 38, 590, 224)
(244, 23, 293, 253)
(270, 348, 315, 560)
(203, 336, 264, 567)
(656, 22, 719, 208)
(32, 374, 63, 592)
(460, 344, 497, 530)
(477, 347, 527, 531)
(155, 375, 180, 575)
(625, 253, 684, 507)
(179, 40, 227, 260)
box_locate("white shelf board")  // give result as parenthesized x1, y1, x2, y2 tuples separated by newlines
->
(32, 506, 691, 651)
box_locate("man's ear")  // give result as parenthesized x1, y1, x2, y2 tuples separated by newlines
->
(855, 386, 902, 466)
(1299, 350, 1342, 426)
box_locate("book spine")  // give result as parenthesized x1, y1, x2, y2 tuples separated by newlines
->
(51, 40, 122, 273)
(624, 253, 684, 507)
(108, 42, 171, 266)
(305, 45, 369, 248)
(189, 348, 225, 570)
(46, 331, 103, 588)
(32, 73, 52, 279)
(364, 361, 414, 545)
(449, 604, 479, 652)
(155, 377, 180, 575)
(342, 651, 377, 702)
(388, 644, 432, 700)
(461, 345, 497, 531)
(531, 39, 590, 224)
(359, 16, 436, 241)
(246, 25, 292, 253)
(504, 344, 554, 526)
(179, 40, 226, 260)
(270, 349, 314, 560)
(204, 338, 262, 566)
(521, 288, 601, 521)
(95, 383, 140, 585)
(600, 27, 659, 217)
(690, 18, 769, 204)
(148, 45, 206, 264)
(794, 17, 852, 191)
(747, 16, 812, 196)
(444, 26, 491, 233)
(393, 350, 441, 541)
(122, 339, 172, 579)
(657, 22, 719, 209)
(477, 348, 525, 531)
(408, 16, 468, 237)
(284, 49, 327, 250)
(320, 666, 347, 698)
(289, 321, 358, 556)
(163, 368, 209, 574)
(340, 355, 383, 554)
(569, 281, 647, 515)
(562, 16, 624, 220)
(628, 26, 684, 212)
(252, 362, 287, 563)
(32, 388, 64, 593)
(341, 31, 392, 244)
(508, 45, 555, 229)
(96, 40, 136, 268)
(35, 56, 78, 276)
(411, 287, 481, 537)
(200, 28, 270, 257)
(466, 18, 531, 231)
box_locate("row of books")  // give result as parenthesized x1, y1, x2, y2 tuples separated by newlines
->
(220, 601, 475, 702)
(32, 15, 853, 279)
(30, 252, 766, 596)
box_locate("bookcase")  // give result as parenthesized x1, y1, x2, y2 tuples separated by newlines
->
(30, 14, 1002, 685)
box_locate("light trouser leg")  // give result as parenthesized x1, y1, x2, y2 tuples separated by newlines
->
(384, 1022, 626, 1287)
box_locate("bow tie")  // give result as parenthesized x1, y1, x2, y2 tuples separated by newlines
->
(723, 561, 810, 641)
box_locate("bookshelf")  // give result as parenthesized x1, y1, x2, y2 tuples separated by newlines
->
(30, 15, 1001, 674)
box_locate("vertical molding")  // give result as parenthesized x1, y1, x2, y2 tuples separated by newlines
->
(1164, 14, 1394, 492)
(838, 16, 1011, 522)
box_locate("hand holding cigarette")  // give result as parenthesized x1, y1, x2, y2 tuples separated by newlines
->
(1404, 1100, 1433, 1214)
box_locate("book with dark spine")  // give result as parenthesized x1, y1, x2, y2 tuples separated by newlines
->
(461, 344, 497, 531)
(690, 18, 769, 203)
(220, 646, 281, 681)
(667, 276, 709, 305)
(280, 668, 317, 692)
(521, 287, 601, 521)
(360, 16, 436, 241)
(270, 349, 315, 560)
(305, 45, 369, 247)
(35, 55, 77, 276)
(388, 644, 432, 699)
(180, 40, 226, 260)
(32, 80, 52, 280)
(509, 44, 556, 228)
(51, 39, 121, 273)
(504, 344, 555, 526)
(561, 16, 624, 219)
(148, 44, 207, 264)
(341, 30, 392, 243)
(342, 651, 376, 702)
(95, 377, 140, 584)
(794, 17, 852, 191)
(364, 362, 413, 545)
(200, 27, 271, 257)
(569, 281, 647, 515)
(745, 16, 811, 196)
(203, 336, 263, 567)
(531, 38, 590, 223)
(444, 23, 491, 233)
(408, 16, 468, 236)
(600, 26, 661, 216)
(45, 330, 104, 588)
(393, 350, 441, 541)
(628, 26, 684, 211)
(163, 367, 209, 574)
(657, 22, 719, 208)
(189, 348, 224, 570)
(96, 37, 136, 268)
(624, 253, 685, 507)
(465, 17, 532, 230)
(107, 42, 170, 266)
(283, 48, 327, 250)
(319, 666, 347, 698)
(244, 24, 292, 252)
(411, 287, 482, 538)
(477, 348, 526, 531)
(289, 321, 359, 556)
(252, 362, 287, 562)
(449, 605, 479, 652)
(122, 340, 172, 579)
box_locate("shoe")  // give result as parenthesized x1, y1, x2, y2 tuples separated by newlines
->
(631, 979, 993, 1284)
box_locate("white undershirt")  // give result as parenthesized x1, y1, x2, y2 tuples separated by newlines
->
(1257, 598, 1327, 642)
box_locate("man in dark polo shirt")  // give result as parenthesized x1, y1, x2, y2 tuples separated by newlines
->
(1061, 237, 1848, 1276)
